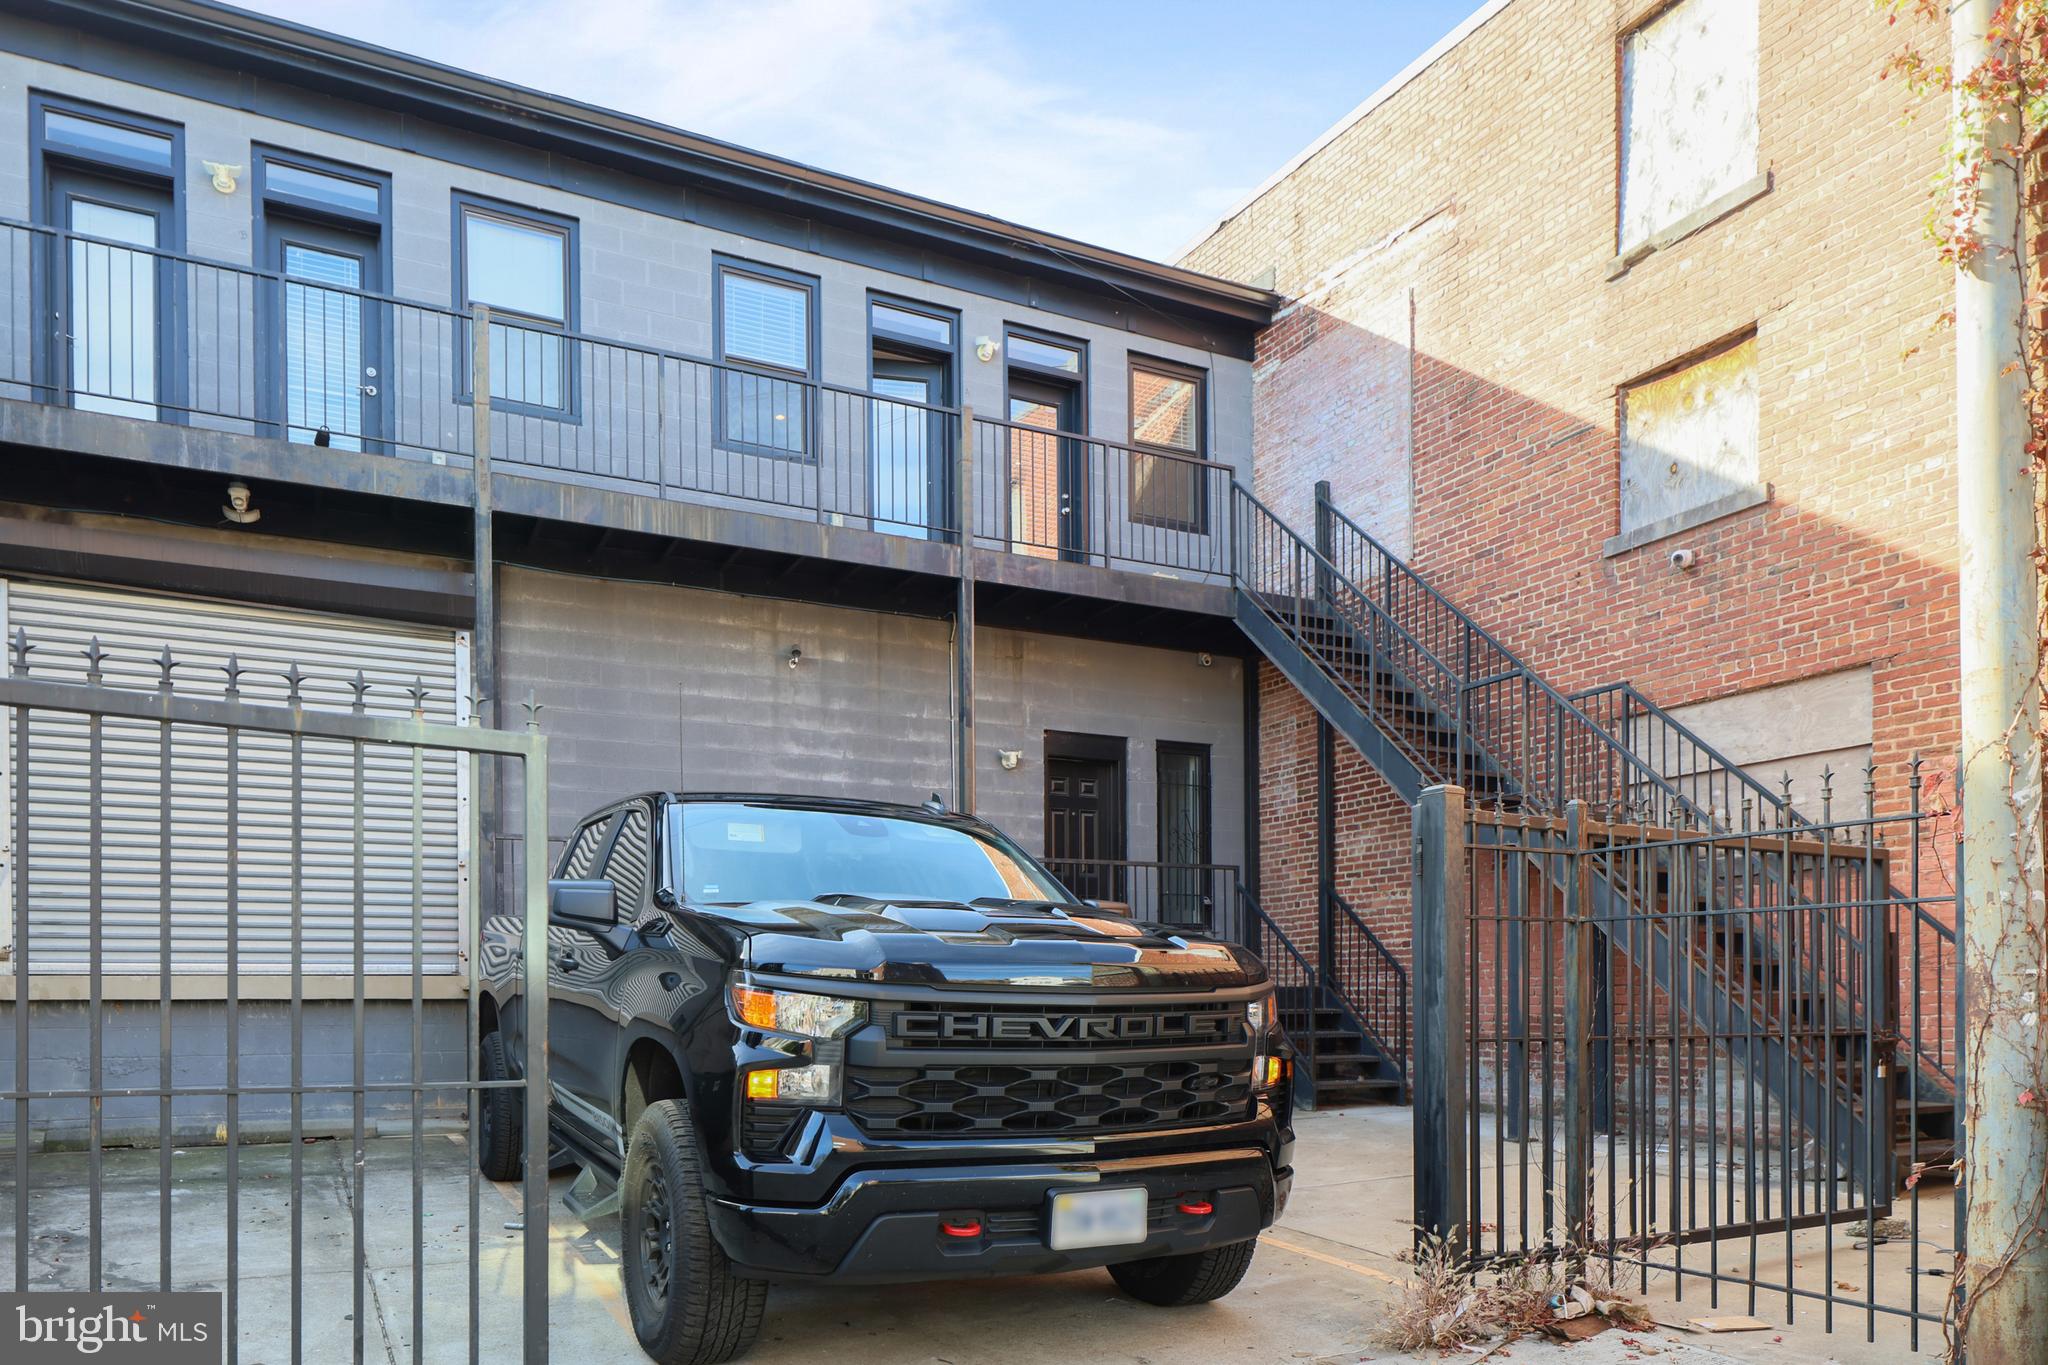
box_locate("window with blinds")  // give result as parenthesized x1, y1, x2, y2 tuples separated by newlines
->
(2, 579, 469, 975)
(716, 258, 816, 457)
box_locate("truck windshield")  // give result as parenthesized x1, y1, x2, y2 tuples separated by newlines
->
(672, 802, 1070, 906)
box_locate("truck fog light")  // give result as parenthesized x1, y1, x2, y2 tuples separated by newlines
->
(1254, 1054, 1282, 1089)
(745, 1062, 836, 1103)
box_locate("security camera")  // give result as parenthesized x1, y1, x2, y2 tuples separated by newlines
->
(223, 481, 261, 525)
(1668, 547, 1697, 571)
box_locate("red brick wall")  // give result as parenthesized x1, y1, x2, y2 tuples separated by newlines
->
(1190, 0, 1957, 964)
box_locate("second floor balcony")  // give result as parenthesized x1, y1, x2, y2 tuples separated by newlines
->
(0, 218, 1243, 624)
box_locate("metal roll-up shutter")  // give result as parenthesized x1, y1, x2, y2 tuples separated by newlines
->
(4, 578, 469, 975)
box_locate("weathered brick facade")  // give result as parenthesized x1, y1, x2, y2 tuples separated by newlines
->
(1183, 0, 1957, 960)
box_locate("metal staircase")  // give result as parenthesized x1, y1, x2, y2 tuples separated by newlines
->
(1222, 481, 1957, 1165)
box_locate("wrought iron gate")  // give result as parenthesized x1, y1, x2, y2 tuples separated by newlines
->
(1412, 778, 1961, 1353)
(0, 633, 551, 1363)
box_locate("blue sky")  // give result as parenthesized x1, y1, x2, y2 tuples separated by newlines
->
(242, 0, 1482, 263)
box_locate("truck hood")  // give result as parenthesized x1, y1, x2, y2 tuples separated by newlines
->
(700, 895, 1266, 991)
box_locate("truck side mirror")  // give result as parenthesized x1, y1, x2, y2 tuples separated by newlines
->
(548, 878, 617, 928)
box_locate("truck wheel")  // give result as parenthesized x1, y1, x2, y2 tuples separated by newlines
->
(1108, 1238, 1259, 1306)
(621, 1099, 767, 1365)
(475, 1031, 523, 1182)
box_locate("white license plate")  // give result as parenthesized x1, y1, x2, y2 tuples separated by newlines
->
(1048, 1186, 1149, 1251)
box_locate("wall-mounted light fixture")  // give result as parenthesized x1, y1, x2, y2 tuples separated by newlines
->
(997, 748, 1023, 771)
(201, 160, 240, 194)
(974, 336, 999, 363)
(787, 646, 803, 670)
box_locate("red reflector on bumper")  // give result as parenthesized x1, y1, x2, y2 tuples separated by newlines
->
(940, 1218, 982, 1238)
(1177, 1200, 1214, 1217)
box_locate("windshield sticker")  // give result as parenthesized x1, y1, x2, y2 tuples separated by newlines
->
(727, 823, 766, 843)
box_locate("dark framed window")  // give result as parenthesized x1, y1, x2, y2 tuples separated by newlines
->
(29, 94, 186, 422)
(715, 256, 818, 459)
(1128, 357, 1207, 533)
(1156, 741, 1212, 928)
(453, 193, 577, 418)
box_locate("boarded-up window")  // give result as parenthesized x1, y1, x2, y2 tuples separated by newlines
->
(1619, 335, 1757, 535)
(1619, 0, 1758, 248)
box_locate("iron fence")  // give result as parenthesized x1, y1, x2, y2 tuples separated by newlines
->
(1039, 858, 1241, 938)
(1412, 779, 1959, 1355)
(0, 216, 1271, 574)
(967, 414, 1235, 576)
(0, 633, 552, 1364)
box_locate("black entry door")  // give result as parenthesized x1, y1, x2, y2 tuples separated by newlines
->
(1007, 375, 1087, 562)
(1045, 734, 1125, 902)
(261, 215, 385, 450)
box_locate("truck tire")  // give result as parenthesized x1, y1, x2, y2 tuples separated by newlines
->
(621, 1099, 767, 1365)
(475, 1031, 523, 1182)
(1108, 1238, 1259, 1306)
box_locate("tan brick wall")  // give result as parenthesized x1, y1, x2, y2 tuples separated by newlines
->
(1188, 0, 1956, 955)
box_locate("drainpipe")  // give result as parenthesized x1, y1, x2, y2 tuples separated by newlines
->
(1951, 2, 2048, 1354)
(470, 306, 499, 914)
(955, 407, 976, 814)
(1313, 481, 1336, 973)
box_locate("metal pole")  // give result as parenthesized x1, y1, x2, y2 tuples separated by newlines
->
(1412, 784, 1469, 1254)
(956, 405, 976, 813)
(1951, 3, 2048, 1355)
(470, 304, 498, 913)
(1561, 800, 1594, 1259)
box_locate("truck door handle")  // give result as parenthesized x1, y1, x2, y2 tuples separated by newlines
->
(552, 950, 577, 973)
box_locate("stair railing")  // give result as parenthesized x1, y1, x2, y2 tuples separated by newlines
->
(1232, 484, 1466, 786)
(1571, 681, 1957, 1095)
(1286, 491, 1927, 1129)
(1314, 492, 1690, 820)
(1324, 888, 1409, 1091)
(1239, 887, 1322, 1102)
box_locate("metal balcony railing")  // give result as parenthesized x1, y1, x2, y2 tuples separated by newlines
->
(0, 218, 1238, 579)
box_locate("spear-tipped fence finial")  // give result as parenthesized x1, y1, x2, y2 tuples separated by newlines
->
(350, 670, 370, 715)
(82, 636, 106, 685)
(10, 627, 31, 678)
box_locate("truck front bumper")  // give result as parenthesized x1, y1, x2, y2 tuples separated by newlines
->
(707, 1143, 1290, 1283)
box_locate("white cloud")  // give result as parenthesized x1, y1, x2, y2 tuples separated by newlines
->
(247, 0, 1239, 260)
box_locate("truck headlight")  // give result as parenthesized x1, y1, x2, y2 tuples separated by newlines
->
(1247, 991, 1274, 1038)
(731, 984, 864, 1039)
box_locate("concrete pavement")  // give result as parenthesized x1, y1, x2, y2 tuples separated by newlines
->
(0, 1104, 1940, 1362)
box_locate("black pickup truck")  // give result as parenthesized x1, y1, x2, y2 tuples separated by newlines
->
(477, 793, 1294, 1365)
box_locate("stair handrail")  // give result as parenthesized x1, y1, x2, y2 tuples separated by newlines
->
(1231, 484, 1469, 784)
(1326, 888, 1409, 1089)
(1313, 493, 1694, 819)
(1309, 494, 1947, 1105)
(1237, 886, 1323, 1096)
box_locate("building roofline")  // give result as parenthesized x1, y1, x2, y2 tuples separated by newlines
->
(25, 0, 1279, 329)
(1175, 0, 1517, 264)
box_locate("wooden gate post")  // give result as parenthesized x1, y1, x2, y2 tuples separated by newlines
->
(1412, 784, 1469, 1254)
